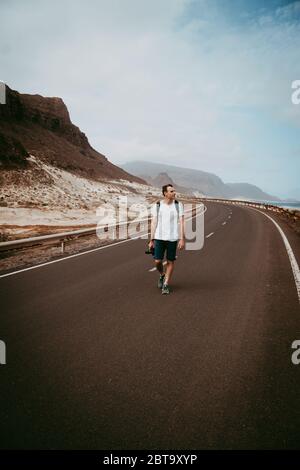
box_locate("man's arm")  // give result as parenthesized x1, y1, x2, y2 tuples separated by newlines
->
(178, 207, 185, 249)
(150, 216, 158, 241)
(179, 215, 185, 240)
(149, 205, 158, 247)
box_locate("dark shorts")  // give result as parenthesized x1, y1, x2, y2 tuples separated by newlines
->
(153, 239, 178, 262)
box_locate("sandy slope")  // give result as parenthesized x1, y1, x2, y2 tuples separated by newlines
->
(0, 155, 161, 239)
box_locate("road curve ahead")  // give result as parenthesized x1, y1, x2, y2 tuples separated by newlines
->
(0, 201, 300, 449)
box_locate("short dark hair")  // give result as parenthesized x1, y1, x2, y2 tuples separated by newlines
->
(162, 184, 173, 196)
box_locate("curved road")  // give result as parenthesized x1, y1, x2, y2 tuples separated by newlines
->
(0, 201, 300, 449)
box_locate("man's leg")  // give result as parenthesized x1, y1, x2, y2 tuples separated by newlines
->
(164, 241, 177, 285)
(153, 240, 166, 288)
(162, 241, 177, 293)
(164, 260, 175, 285)
(153, 240, 166, 274)
(155, 259, 164, 274)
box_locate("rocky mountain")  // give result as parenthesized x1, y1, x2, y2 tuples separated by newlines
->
(225, 182, 280, 202)
(0, 85, 145, 184)
(120, 161, 280, 201)
(144, 172, 189, 195)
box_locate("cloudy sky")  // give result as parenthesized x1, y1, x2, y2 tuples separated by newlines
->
(1, 0, 300, 199)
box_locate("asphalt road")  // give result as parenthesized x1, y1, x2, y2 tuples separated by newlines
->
(0, 201, 300, 449)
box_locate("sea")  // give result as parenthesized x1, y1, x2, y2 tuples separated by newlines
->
(247, 200, 300, 211)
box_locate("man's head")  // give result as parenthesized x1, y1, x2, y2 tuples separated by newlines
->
(162, 184, 176, 200)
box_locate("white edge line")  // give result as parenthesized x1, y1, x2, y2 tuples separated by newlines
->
(251, 207, 300, 304)
(1, 207, 206, 279)
(0, 236, 139, 279)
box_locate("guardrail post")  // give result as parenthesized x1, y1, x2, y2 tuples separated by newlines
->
(61, 240, 65, 253)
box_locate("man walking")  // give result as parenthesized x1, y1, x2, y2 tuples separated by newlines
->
(148, 184, 185, 295)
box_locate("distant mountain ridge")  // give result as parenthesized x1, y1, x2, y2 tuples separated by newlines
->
(145, 172, 189, 195)
(120, 161, 281, 201)
(225, 182, 280, 201)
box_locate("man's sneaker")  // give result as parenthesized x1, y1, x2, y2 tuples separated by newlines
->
(158, 274, 165, 289)
(162, 283, 170, 295)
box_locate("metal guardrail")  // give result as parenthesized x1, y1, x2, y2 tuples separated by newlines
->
(201, 197, 300, 215)
(0, 217, 149, 253)
(0, 205, 203, 254)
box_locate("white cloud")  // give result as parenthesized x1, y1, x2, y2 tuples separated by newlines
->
(1, 0, 299, 196)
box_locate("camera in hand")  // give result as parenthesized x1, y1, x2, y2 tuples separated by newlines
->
(145, 242, 154, 255)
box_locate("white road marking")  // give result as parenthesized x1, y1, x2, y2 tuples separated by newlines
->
(206, 232, 214, 238)
(1, 206, 206, 279)
(0, 236, 141, 279)
(251, 208, 300, 304)
(149, 261, 167, 272)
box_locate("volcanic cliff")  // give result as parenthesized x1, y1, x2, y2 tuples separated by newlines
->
(0, 85, 145, 184)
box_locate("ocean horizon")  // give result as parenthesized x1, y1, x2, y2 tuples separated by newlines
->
(238, 199, 300, 211)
